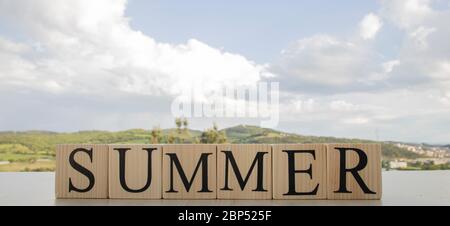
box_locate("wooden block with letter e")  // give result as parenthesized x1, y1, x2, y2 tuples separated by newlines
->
(217, 144, 272, 199)
(109, 145, 162, 199)
(272, 144, 327, 199)
(162, 144, 217, 199)
(327, 143, 382, 200)
(55, 144, 108, 199)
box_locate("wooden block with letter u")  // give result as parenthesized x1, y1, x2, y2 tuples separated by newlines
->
(327, 143, 382, 200)
(217, 144, 272, 199)
(55, 144, 108, 199)
(272, 144, 327, 199)
(109, 145, 162, 199)
(162, 144, 217, 199)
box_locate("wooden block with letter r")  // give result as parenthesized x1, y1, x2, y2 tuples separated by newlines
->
(109, 145, 162, 199)
(327, 143, 382, 200)
(217, 144, 272, 199)
(272, 144, 327, 199)
(55, 144, 108, 199)
(162, 144, 217, 199)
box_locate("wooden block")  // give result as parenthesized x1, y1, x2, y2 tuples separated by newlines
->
(272, 144, 327, 199)
(217, 144, 272, 199)
(108, 145, 162, 199)
(327, 143, 382, 200)
(162, 144, 217, 199)
(55, 144, 108, 199)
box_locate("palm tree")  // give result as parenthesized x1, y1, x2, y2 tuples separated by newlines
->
(175, 118, 182, 133)
(167, 134, 175, 144)
(150, 126, 162, 144)
(183, 118, 189, 133)
(200, 123, 227, 144)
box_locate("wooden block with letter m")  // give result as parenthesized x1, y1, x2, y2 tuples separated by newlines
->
(162, 144, 217, 199)
(55, 144, 108, 199)
(327, 143, 382, 200)
(217, 144, 272, 199)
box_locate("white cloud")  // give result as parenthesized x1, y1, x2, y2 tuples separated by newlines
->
(365, 60, 401, 82)
(0, 0, 276, 131)
(380, 0, 450, 101)
(0, 0, 271, 98)
(272, 35, 381, 92)
(290, 98, 316, 113)
(278, 86, 450, 142)
(269, 0, 450, 142)
(380, 0, 433, 29)
(382, 60, 401, 74)
(409, 26, 436, 50)
(438, 91, 450, 105)
(273, 0, 450, 93)
(342, 117, 370, 125)
(330, 100, 359, 112)
(0, 37, 29, 53)
(359, 13, 383, 40)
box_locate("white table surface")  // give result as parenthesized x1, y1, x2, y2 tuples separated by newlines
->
(0, 171, 449, 206)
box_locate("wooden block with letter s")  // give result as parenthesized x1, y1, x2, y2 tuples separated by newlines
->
(55, 144, 109, 199)
(217, 144, 272, 199)
(109, 144, 162, 199)
(162, 144, 217, 199)
(272, 144, 327, 199)
(327, 143, 382, 200)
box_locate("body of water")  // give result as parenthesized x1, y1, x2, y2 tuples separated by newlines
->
(0, 171, 449, 205)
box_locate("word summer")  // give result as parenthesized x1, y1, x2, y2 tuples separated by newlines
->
(55, 144, 382, 200)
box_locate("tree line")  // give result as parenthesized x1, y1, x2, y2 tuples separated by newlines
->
(150, 118, 227, 144)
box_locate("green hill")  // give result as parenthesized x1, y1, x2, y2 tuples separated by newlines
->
(223, 125, 422, 159)
(0, 125, 423, 172)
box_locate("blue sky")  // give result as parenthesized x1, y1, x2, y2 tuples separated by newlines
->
(126, 0, 380, 63)
(0, 0, 449, 143)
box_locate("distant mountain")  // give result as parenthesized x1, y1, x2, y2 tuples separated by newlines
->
(223, 125, 423, 159)
(224, 125, 368, 144)
(0, 125, 424, 160)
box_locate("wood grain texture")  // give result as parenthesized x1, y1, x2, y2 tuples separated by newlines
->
(272, 144, 327, 199)
(327, 143, 382, 200)
(54, 143, 382, 200)
(108, 145, 162, 199)
(162, 144, 217, 199)
(217, 144, 272, 200)
(55, 144, 108, 199)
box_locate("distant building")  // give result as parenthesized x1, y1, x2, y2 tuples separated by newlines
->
(412, 158, 450, 165)
(389, 160, 408, 169)
(0, 161, 10, 165)
(395, 143, 450, 158)
(432, 159, 450, 165)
